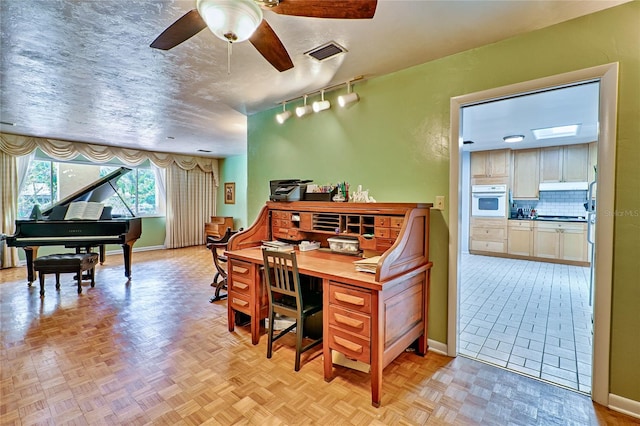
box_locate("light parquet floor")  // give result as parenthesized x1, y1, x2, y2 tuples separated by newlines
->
(1, 246, 637, 425)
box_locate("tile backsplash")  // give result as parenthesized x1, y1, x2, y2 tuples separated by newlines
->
(512, 190, 587, 217)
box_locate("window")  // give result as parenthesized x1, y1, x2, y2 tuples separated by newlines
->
(18, 160, 163, 219)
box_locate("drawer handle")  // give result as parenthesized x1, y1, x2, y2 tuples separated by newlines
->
(335, 292, 365, 307)
(232, 298, 249, 307)
(233, 282, 249, 290)
(232, 266, 249, 274)
(334, 313, 364, 329)
(334, 335, 363, 354)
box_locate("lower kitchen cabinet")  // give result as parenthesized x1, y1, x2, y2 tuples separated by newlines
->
(533, 221, 588, 262)
(508, 220, 533, 256)
(470, 217, 507, 253)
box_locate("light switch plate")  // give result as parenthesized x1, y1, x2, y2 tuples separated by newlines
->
(435, 196, 445, 210)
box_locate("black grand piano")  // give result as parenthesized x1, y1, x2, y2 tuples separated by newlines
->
(6, 167, 142, 283)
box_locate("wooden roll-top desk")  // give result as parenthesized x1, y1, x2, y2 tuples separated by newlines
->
(224, 201, 433, 407)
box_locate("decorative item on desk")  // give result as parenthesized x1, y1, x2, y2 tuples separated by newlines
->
(305, 184, 338, 201)
(333, 181, 349, 202)
(351, 185, 376, 203)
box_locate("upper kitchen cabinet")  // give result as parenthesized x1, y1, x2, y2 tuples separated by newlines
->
(540, 144, 589, 183)
(471, 149, 510, 183)
(512, 149, 540, 199)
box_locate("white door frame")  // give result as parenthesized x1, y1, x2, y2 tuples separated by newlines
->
(447, 63, 618, 406)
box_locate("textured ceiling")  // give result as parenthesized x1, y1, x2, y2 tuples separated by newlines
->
(0, 0, 628, 158)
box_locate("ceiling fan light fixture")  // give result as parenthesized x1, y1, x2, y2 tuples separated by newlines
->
(196, 0, 263, 43)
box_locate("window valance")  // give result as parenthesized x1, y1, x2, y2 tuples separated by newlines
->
(0, 133, 218, 183)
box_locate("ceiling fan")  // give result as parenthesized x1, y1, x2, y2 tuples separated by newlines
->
(150, 0, 378, 72)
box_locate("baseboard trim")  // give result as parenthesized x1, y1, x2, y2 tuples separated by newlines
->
(609, 394, 640, 419)
(427, 339, 448, 356)
(105, 245, 165, 255)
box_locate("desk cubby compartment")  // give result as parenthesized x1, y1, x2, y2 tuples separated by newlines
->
(313, 213, 340, 232)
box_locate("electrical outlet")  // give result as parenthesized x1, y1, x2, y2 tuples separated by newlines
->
(435, 196, 445, 210)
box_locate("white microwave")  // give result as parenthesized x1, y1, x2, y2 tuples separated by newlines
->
(471, 184, 507, 217)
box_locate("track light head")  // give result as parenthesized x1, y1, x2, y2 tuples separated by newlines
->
(338, 92, 359, 107)
(275, 102, 292, 124)
(276, 110, 292, 124)
(312, 90, 330, 112)
(296, 95, 313, 117)
(338, 82, 359, 107)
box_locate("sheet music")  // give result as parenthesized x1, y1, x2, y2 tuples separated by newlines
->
(64, 201, 104, 220)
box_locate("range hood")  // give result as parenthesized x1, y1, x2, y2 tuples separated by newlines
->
(539, 182, 589, 191)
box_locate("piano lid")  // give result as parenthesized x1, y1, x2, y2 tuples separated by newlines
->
(41, 167, 133, 216)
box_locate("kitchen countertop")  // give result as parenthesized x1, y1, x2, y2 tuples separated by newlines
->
(509, 216, 587, 223)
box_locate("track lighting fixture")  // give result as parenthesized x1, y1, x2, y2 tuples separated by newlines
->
(275, 102, 292, 124)
(295, 95, 313, 117)
(276, 77, 364, 122)
(312, 90, 331, 113)
(338, 81, 359, 107)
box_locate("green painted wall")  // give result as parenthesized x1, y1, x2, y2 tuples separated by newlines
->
(217, 155, 248, 230)
(247, 3, 640, 401)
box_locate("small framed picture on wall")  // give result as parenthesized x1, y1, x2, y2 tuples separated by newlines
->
(224, 182, 235, 204)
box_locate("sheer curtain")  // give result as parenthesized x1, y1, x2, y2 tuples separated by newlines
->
(165, 163, 217, 248)
(1, 133, 220, 257)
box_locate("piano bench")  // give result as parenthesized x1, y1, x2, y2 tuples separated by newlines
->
(33, 253, 99, 296)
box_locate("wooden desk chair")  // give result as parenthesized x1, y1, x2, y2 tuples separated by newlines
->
(262, 249, 323, 371)
(206, 227, 240, 303)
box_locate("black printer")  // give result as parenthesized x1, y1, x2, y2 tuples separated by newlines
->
(269, 179, 311, 202)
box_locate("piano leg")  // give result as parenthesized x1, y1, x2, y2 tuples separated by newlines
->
(23, 246, 39, 284)
(122, 240, 136, 278)
(99, 245, 106, 264)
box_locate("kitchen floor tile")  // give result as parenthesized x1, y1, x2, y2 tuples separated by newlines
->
(460, 254, 592, 393)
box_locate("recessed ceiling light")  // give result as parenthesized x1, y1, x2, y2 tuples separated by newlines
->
(503, 135, 525, 143)
(532, 124, 580, 140)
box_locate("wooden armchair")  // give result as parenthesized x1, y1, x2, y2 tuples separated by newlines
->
(206, 227, 241, 303)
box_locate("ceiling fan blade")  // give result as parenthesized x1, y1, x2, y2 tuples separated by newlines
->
(150, 9, 207, 50)
(269, 0, 377, 19)
(249, 20, 294, 72)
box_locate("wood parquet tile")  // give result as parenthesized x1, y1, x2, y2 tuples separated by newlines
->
(1, 246, 638, 425)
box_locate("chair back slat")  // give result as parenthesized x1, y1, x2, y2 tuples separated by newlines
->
(262, 249, 301, 302)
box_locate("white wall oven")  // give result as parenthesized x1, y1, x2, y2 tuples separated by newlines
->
(471, 184, 507, 217)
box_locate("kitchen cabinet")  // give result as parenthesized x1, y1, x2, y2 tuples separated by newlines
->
(471, 149, 510, 180)
(470, 217, 507, 253)
(540, 144, 589, 183)
(533, 221, 588, 262)
(512, 149, 540, 199)
(508, 220, 533, 256)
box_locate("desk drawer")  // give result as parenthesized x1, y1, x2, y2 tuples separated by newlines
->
(229, 292, 251, 314)
(390, 217, 404, 229)
(329, 283, 371, 314)
(229, 278, 251, 295)
(375, 238, 395, 252)
(374, 227, 390, 238)
(374, 216, 390, 227)
(329, 305, 370, 338)
(329, 326, 370, 364)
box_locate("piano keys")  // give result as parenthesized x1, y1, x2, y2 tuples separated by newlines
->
(6, 167, 142, 283)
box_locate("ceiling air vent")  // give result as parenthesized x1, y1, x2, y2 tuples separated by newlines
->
(305, 42, 347, 61)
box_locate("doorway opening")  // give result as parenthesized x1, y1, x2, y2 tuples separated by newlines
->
(447, 64, 618, 406)
(458, 81, 598, 393)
